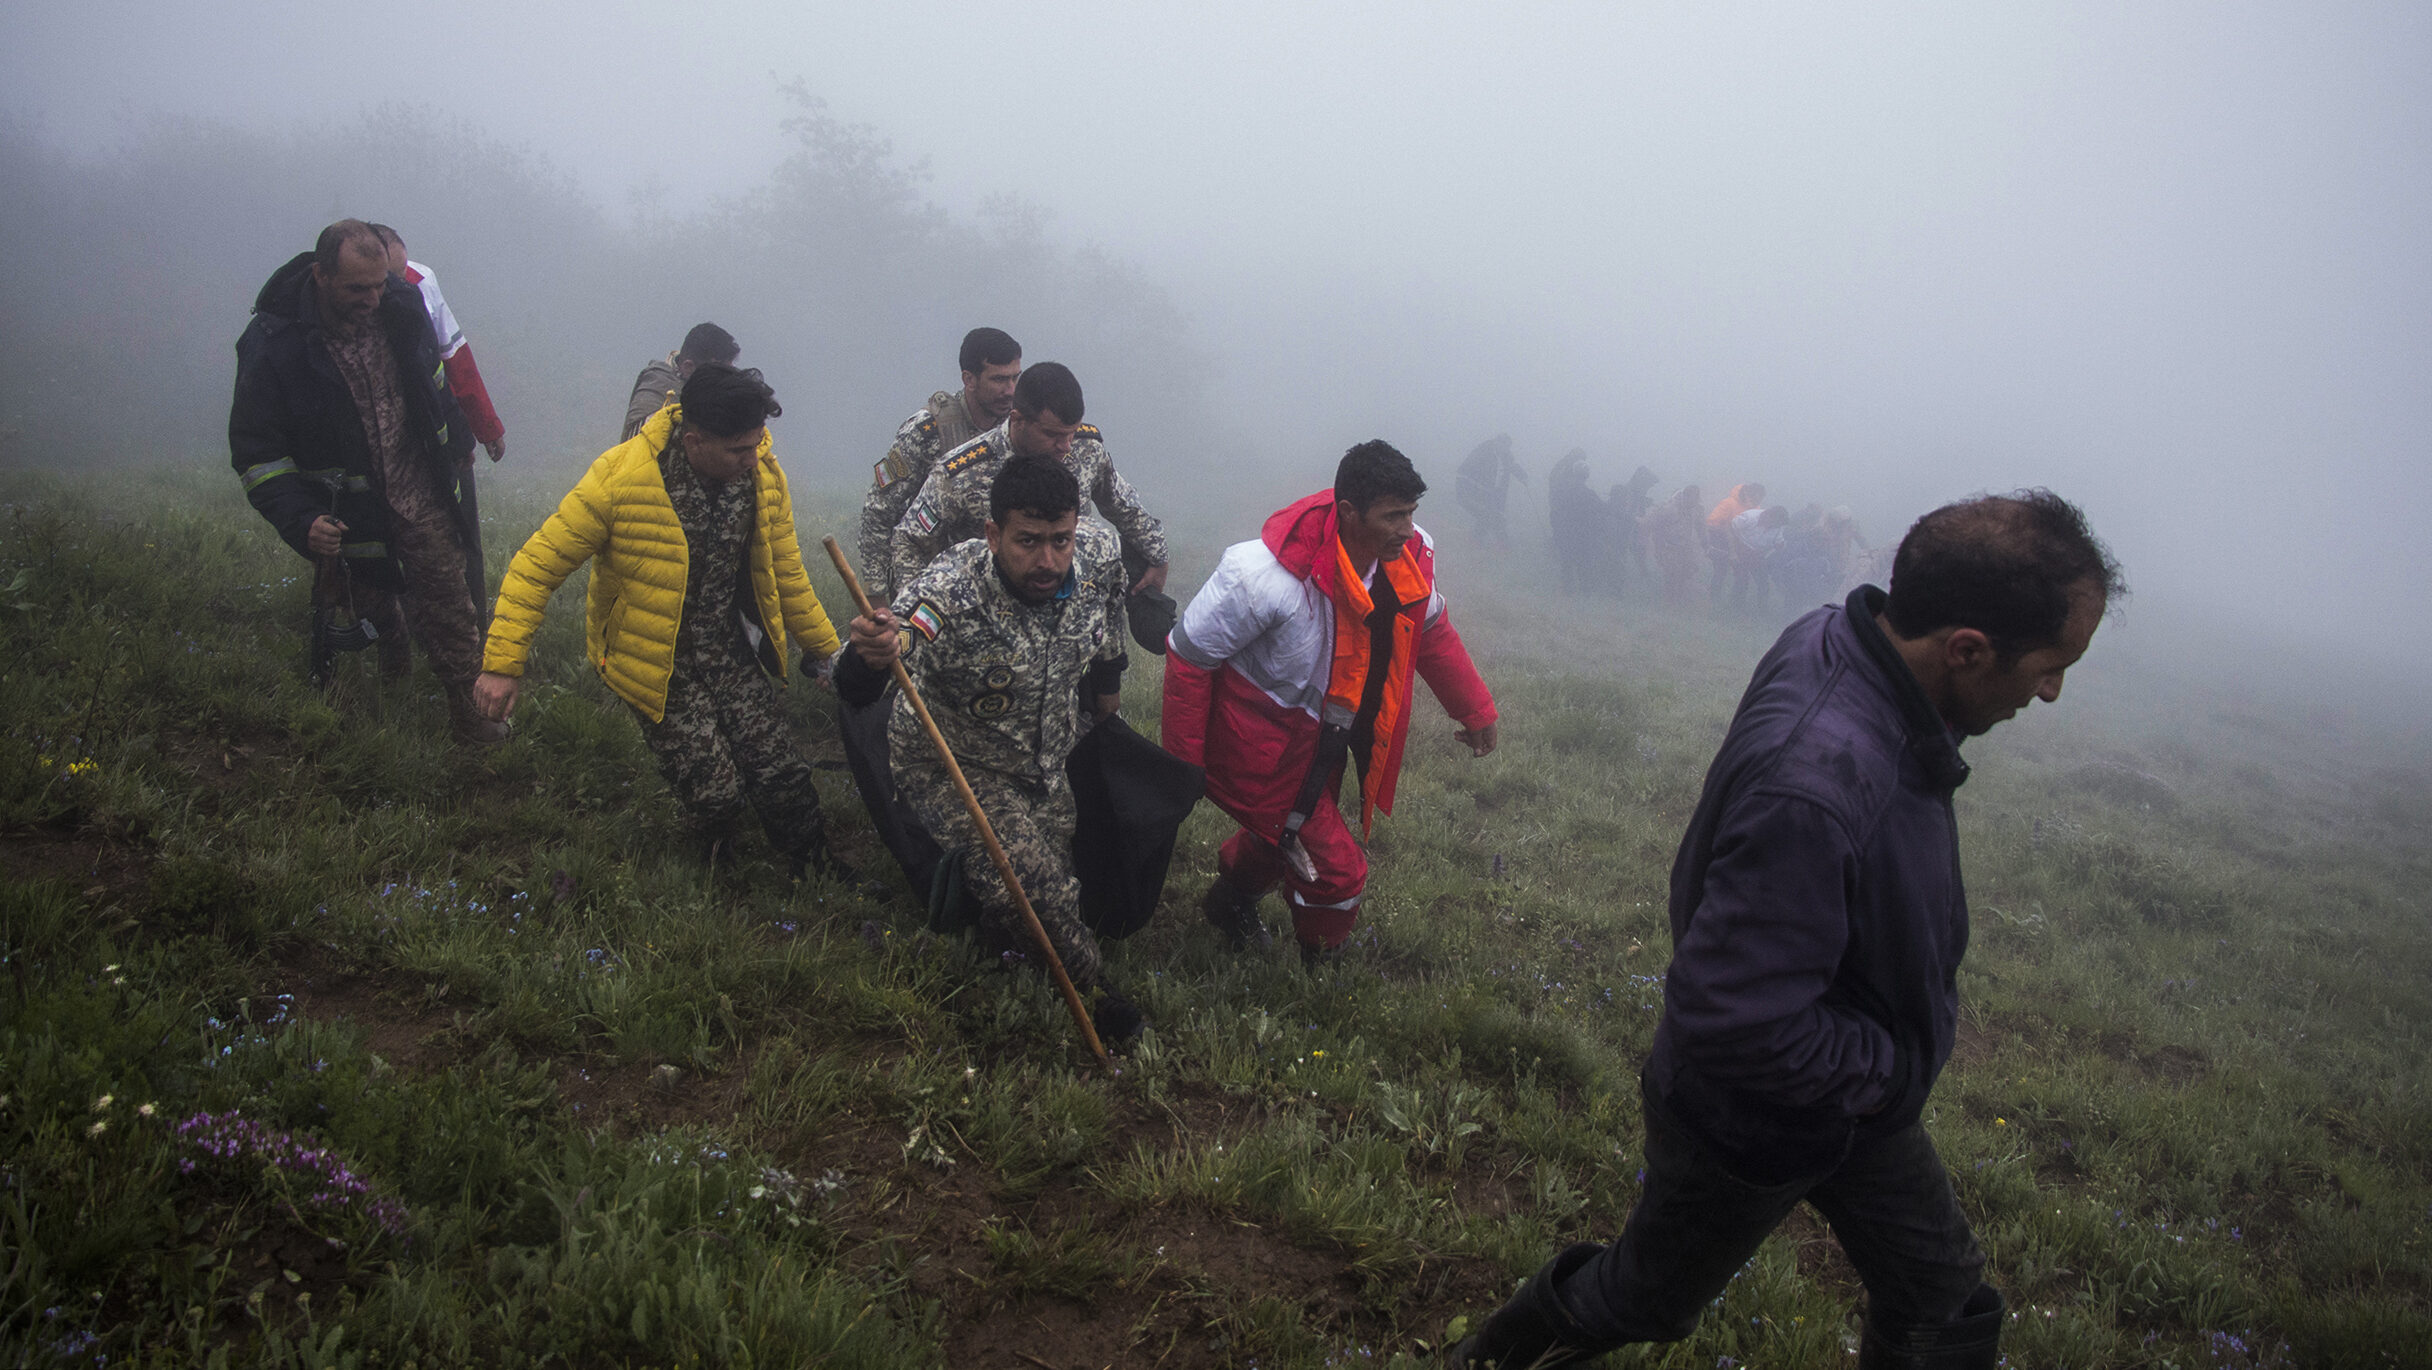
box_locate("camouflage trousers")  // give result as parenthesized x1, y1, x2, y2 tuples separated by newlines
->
(358, 497, 483, 684)
(636, 645, 827, 858)
(895, 759, 1101, 989)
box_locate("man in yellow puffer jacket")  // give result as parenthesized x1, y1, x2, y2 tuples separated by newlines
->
(472, 364, 851, 877)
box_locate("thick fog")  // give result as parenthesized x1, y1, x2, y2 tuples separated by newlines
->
(7, 1, 2429, 689)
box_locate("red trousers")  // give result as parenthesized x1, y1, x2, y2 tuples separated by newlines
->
(1218, 785, 1366, 951)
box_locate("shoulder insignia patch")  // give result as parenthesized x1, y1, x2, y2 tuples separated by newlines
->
(941, 439, 997, 475)
(1077, 424, 1102, 442)
(906, 599, 946, 642)
(918, 418, 937, 438)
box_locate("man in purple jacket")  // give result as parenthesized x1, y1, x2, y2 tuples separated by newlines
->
(1452, 490, 2123, 1370)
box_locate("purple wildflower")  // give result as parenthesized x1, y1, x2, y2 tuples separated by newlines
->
(173, 1110, 408, 1240)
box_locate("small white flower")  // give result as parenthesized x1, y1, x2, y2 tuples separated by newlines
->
(87, 1120, 108, 1138)
(138, 1102, 156, 1118)
(93, 1094, 114, 1112)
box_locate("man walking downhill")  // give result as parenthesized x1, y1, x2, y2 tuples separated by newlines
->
(1163, 441, 1499, 964)
(840, 456, 1146, 1045)
(229, 219, 504, 744)
(473, 364, 854, 880)
(1450, 490, 2125, 1370)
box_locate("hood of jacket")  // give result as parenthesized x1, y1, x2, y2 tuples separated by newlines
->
(1261, 489, 1341, 582)
(252, 251, 319, 326)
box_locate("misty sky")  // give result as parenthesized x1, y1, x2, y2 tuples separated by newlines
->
(13, 0, 2431, 666)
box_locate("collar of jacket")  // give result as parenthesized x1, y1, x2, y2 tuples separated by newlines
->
(1845, 584, 1971, 793)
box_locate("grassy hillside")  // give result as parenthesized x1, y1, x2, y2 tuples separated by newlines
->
(2, 466, 2425, 1368)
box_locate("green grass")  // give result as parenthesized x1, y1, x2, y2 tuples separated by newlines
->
(1, 464, 2426, 1367)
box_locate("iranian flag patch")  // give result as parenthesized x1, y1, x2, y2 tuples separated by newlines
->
(906, 600, 946, 641)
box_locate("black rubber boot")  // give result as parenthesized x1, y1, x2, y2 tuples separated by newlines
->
(1859, 1284, 2005, 1370)
(1201, 875, 1271, 951)
(1092, 984, 1145, 1046)
(1447, 1242, 1608, 1368)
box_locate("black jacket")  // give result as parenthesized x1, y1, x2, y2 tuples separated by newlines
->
(1648, 585, 1974, 1184)
(228, 251, 473, 589)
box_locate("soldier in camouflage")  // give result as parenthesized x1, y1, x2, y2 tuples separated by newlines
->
(856, 327, 1023, 604)
(839, 453, 1145, 1045)
(475, 364, 853, 880)
(887, 361, 1169, 600)
(622, 323, 739, 442)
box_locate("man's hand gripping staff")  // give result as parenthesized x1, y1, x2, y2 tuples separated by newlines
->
(825, 536, 1117, 1074)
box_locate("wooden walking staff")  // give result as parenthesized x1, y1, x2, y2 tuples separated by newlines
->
(821, 536, 1114, 1072)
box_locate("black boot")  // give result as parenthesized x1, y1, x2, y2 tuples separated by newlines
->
(1859, 1284, 2005, 1370)
(1448, 1242, 1608, 1368)
(1092, 984, 1146, 1047)
(1201, 875, 1271, 951)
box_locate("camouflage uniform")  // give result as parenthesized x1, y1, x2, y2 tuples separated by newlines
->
(325, 322, 484, 684)
(888, 524, 1130, 986)
(888, 420, 1167, 596)
(639, 438, 829, 856)
(857, 388, 985, 602)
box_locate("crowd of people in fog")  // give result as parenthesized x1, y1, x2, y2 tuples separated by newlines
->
(1456, 434, 1890, 618)
(228, 216, 2126, 1370)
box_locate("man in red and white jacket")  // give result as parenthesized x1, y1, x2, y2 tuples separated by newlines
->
(372, 225, 507, 629)
(1162, 440, 1500, 962)
(371, 226, 505, 461)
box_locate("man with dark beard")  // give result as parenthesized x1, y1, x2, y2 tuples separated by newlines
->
(840, 455, 1145, 1045)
